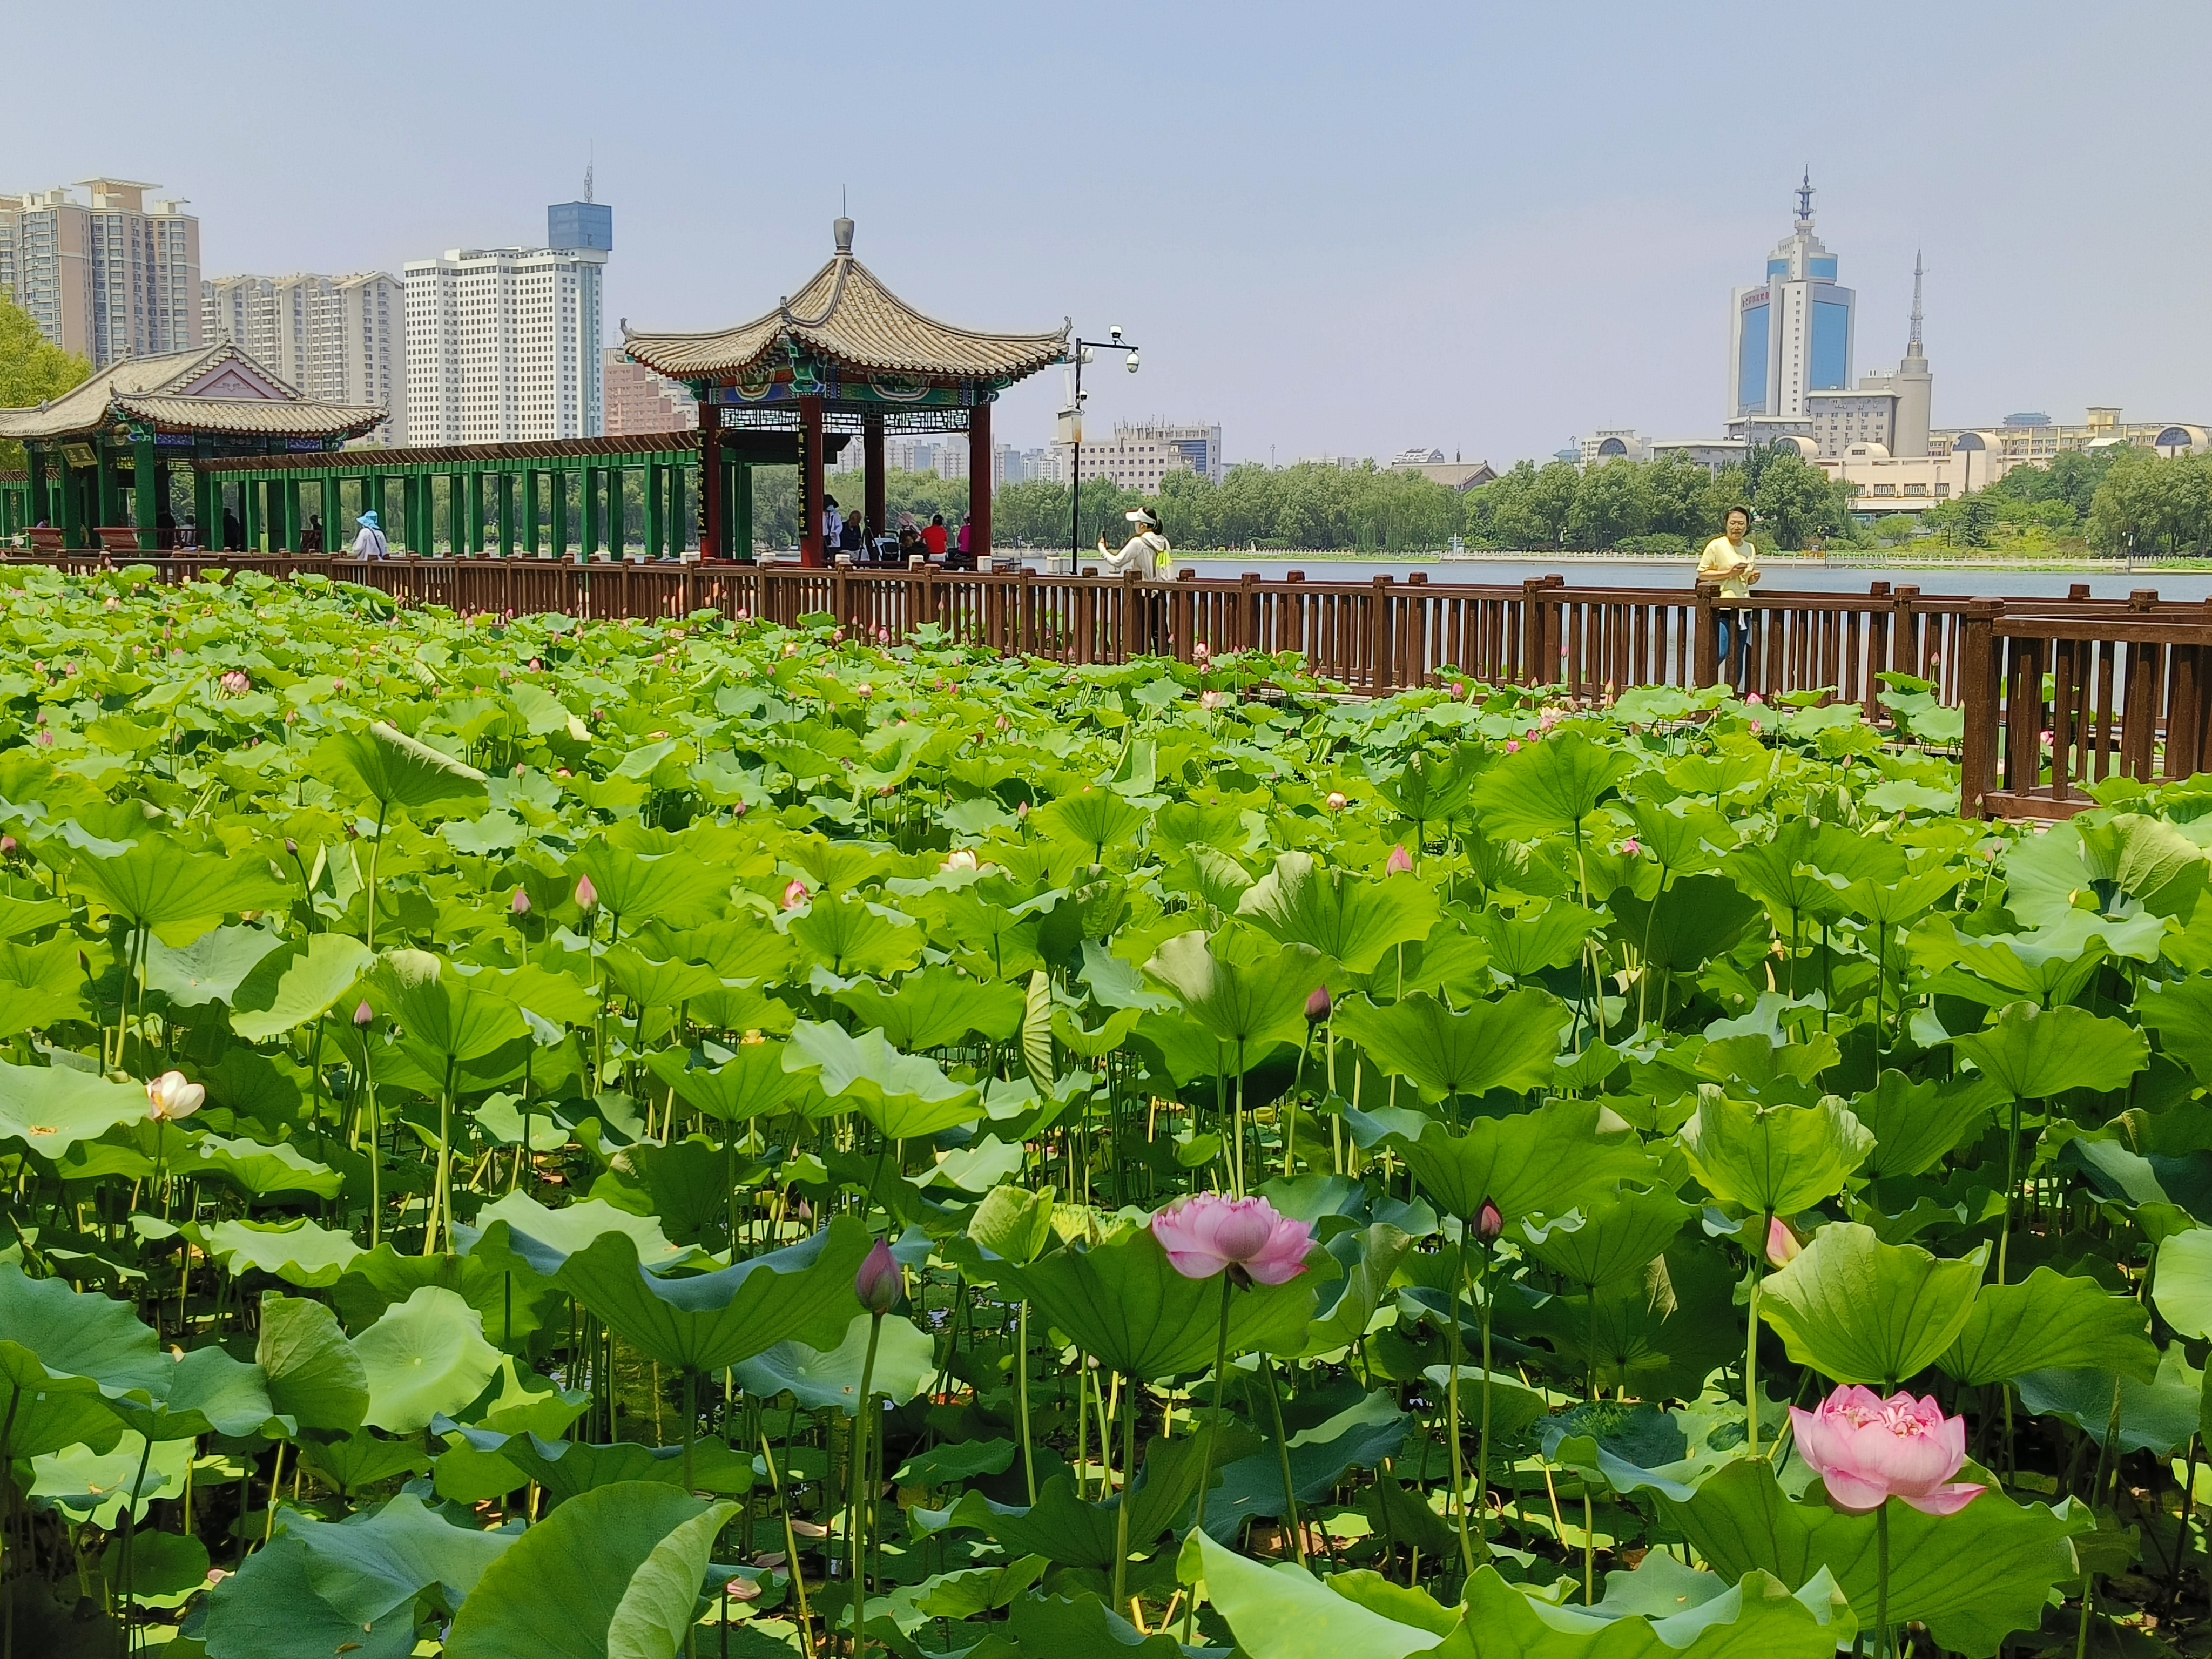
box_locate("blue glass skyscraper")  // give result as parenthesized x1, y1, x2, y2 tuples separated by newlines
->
(1729, 174, 1855, 421)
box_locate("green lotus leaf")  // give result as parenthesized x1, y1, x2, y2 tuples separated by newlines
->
(471, 1192, 687, 1270)
(1001, 1219, 1330, 1380)
(365, 948, 529, 1081)
(785, 894, 925, 978)
(538, 1216, 871, 1375)
(434, 1429, 753, 1507)
(1940, 1265, 2156, 1386)
(204, 1532, 416, 1659)
(2014, 1346, 2201, 1457)
(2154, 1226, 2212, 1339)
(1033, 789, 1148, 862)
(142, 922, 286, 1008)
(257, 1293, 370, 1438)
(1678, 1095, 1873, 1216)
(645, 1041, 805, 1124)
(108, 1345, 278, 1441)
(443, 1480, 737, 1659)
(228, 932, 375, 1041)
(29, 1430, 191, 1527)
(1353, 1097, 1656, 1225)
(2140, 976, 2212, 1084)
(0, 936, 89, 1038)
(184, 1132, 344, 1201)
(967, 1183, 1057, 1266)
(0, 1060, 156, 1159)
(319, 721, 490, 817)
(353, 1285, 502, 1434)
(68, 834, 290, 944)
(600, 943, 726, 1010)
(1144, 929, 1326, 1057)
(788, 1018, 982, 1138)
(1306, 1223, 1413, 1357)
(1468, 727, 1637, 844)
(1758, 1222, 1986, 1386)
(1951, 1001, 2149, 1100)
(301, 1429, 436, 1495)
(2004, 814, 2207, 928)
(1522, 1188, 1697, 1290)
(1658, 1455, 2087, 1659)
(94, 1527, 210, 1610)
(734, 1310, 939, 1414)
(1237, 852, 1440, 975)
(1604, 874, 1765, 975)
(1333, 987, 1570, 1102)
(832, 965, 1027, 1050)
(205, 1216, 365, 1286)
(1854, 1070, 1998, 1180)
(0, 1263, 167, 1399)
(288, 1489, 517, 1625)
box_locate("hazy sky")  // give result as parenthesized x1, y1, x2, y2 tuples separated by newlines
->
(13, 3, 2210, 467)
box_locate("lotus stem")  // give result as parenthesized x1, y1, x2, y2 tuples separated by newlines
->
(1016, 1300, 1036, 1505)
(1111, 1367, 1136, 1608)
(846, 1310, 885, 1656)
(1445, 1228, 1477, 1582)
(1183, 1274, 1235, 1644)
(1260, 1355, 1306, 1570)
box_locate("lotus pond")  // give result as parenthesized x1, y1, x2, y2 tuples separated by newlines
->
(5, 563, 2212, 1659)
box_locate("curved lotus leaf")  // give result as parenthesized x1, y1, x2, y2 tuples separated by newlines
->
(1522, 1189, 1696, 1290)
(1306, 1223, 1412, 1358)
(204, 1216, 366, 1287)
(1354, 1097, 1657, 1225)
(365, 949, 529, 1081)
(644, 1041, 805, 1125)
(1001, 1220, 1331, 1380)
(301, 1431, 435, 1495)
(204, 1533, 416, 1659)
(600, 943, 725, 1010)
(0, 1060, 157, 1159)
(547, 1216, 872, 1375)
(228, 932, 375, 1041)
(1838, 866, 1964, 929)
(143, 923, 286, 1008)
(1854, 1070, 1998, 1181)
(1758, 1222, 1986, 1387)
(1658, 1455, 2087, 1659)
(67, 834, 290, 944)
(1144, 929, 1325, 1056)
(1469, 729, 1637, 844)
(1951, 1001, 2148, 1101)
(1604, 874, 1764, 975)
(2155, 1226, 2212, 1340)
(2014, 1346, 2201, 1457)
(2005, 814, 2208, 929)
(1468, 900, 1603, 979)
(1334, 988, 1571, 1102)
(0, 936, 89, 1038)
(353, 1285, 502, 1434)
(94, 1527, 210, 1610)
(287, 1489, 516, 1626)
(473, 1193, 687, 1270)
(183, 1132, 344, 1201)
(0, 1263, 167, 1399)
(786, 894, 925, 979)
(834, 964, 1025, 1049)
(443, 1480, 737, 1659)
(1678, 1096, 1873, 1216)
(434, 1428, 754, 1507)
(1942, 1266, 2156, 1386)
(30, 1431, 192, 1527)
(565, 840, 732, 929)
(788, 1019, 982, 1138)
(319, 721, 489, 817)
(257, 1293, 369, 1438)
(734, 1310, 939, 1414)
(109, 1345, 278, 1441)
(1033, 790, 1147, 863)
(1236, 852, 1440, 976)
(2140, 976, 2212, 1084)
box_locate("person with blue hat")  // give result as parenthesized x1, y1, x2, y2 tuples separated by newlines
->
(350, 510, 389, 560)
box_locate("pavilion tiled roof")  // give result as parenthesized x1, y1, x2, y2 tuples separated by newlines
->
(0, 343, 386, 442)
(623, 240, 1068, 386)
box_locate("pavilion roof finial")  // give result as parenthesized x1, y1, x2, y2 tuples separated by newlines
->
(834, 211, 854, 258)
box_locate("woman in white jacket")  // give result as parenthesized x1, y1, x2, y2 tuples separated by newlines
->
(1098, 505, 1169, 577)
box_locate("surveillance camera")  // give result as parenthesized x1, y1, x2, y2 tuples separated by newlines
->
(1081, 346, 1095, 364)
(1110, 325, 1123, 341)
(1126, 350, 1141, 373)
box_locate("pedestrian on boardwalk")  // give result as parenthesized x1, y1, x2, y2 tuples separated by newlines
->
(352, 510, 390, 560)
(1698, 505, 1759, 684)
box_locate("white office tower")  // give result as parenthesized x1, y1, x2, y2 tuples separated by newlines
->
(1729, 174, 1857, 421)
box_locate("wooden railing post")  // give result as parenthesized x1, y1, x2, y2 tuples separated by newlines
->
(1239, 572, 1259, 656)
(1959, 599, 2004, 819)
(1371, 576, 1393, 694)
(1692, 582, 1720, 689)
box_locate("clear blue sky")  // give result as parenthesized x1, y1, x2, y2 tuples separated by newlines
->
(14, 2, 2209, 467)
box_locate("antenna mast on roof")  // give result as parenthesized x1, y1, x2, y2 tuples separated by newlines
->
(1908, 249, 1925, 354)
(1795, 168, 1815, 229)
(585, 145, 595, 204)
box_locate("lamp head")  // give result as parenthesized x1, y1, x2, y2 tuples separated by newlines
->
(1080, 346, 1095, 364)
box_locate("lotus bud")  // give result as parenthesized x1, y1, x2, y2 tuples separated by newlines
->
(1505, 739, 1521, 754)
(995, 713, 1010, 732)
(1749, 720, 1763, 736)
(1385, 845, 1414, 876)
(284, 838, 298, 856)
(1325, 792, 1347, 812)
(1745, 692, 1763, 706)
(575, 875, 598, 912)
(856, 683, 872, 699)
(1016, 800, 1030, 820)
(782, 878, 811, 911)
(145, 1070, 206, 1124)
(77, 949, 91, 975)
(1452, 680, 1466, 698)
(354, 1000, 374, 1028)
(1305, 986, 1332, 1023)
(511, 889, 531, 916)
(1476, 1199, 1504, 1246)
(856, 1239, 903, 1314)
(732, 800, 748, 819)
(0, 836, 15, 858)
(1621, 838, 1641, 858)
(1766, 1214, 1802, 1269)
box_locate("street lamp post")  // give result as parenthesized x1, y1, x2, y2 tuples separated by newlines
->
(1064, 329, 1141, 561)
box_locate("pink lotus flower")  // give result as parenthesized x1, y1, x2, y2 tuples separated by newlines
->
(575, 875, 598, 912)
(782, 878, 811, 911)
(856, 683, 872, 699)
(1746, 693, 1764, 706)
(1305, 986, 1332, 1023)
(1749, 720, 1763, 736)
(1475, 1199, 1503, 1244)
(1150, 1195, 1314, 1287)
(1199, 690, 1224, 712)
(1621, 838, 1641, 858)
(1765, 1214, 1801, 1267)
(1385, 845, 1414, 876)
(1505, 740, 1521, 754)
(1452, 681, 1466, 698)
(145, 1071, 205, 1123)
(856, 1239, 903, 1313)
(1790, 1386, 1984, 1515)
(511, 889, 531, 916)
(1325, 792, 1348, 812)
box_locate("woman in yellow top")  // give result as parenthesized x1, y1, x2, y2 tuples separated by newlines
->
(1697, 506, 1760, 684)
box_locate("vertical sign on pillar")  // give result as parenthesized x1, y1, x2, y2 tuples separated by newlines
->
(864, 416, 886, 553)
(799, 396, 825, 567)
(967, 400, 992, 565)
(132, 431, 158, 551)
(699, 403, 724, 561)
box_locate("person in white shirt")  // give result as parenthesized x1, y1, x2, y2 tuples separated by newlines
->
(822, 494, 844, 551)
(351, 510, 390, 560)
(1696, 505, 1759, 683)
(1099, 505, 1170, 577)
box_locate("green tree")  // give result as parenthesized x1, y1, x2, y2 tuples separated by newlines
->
(0, 293, 91, 472)
(1751, 447, 1851, 551)
(1645, 451, 1721, 540)
(2088, 449, 2212, 557)
(1564, 458, 1653, 550)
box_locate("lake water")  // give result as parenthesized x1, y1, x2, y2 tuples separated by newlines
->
(1158, 555, 2212, 602)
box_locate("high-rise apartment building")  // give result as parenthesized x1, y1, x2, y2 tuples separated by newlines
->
(603, 347, 697, 436)
(0, 179, 201, 368)
(1064, 420, 1225, 494)
(202, 271, 404, 444)
(402, 198, 609, 444)
(1729, 175, 1855, 422)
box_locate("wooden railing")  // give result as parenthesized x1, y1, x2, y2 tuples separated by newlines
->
(12, 551, 2211, 820)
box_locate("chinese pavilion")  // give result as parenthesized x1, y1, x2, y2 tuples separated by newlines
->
(622, 217, 1067, 565)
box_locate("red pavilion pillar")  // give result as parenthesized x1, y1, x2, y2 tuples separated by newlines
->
(967, 400, 992, 563)
(698, 400, 723, 560)
(864, 415, 886, 549)
(799, 395, 825, 567)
